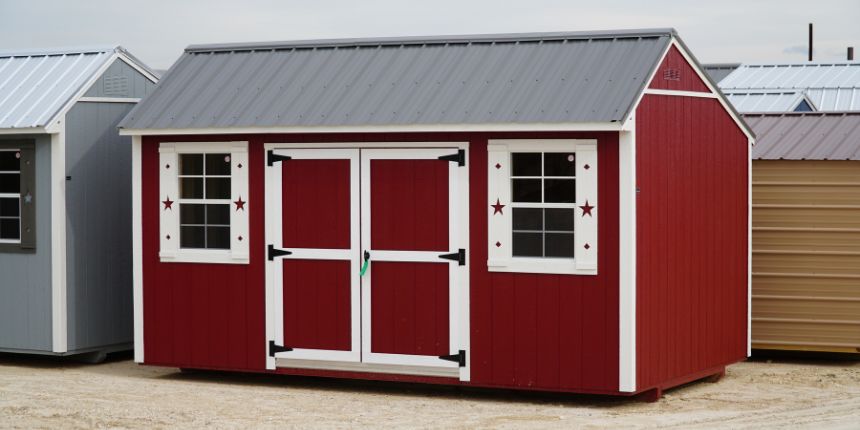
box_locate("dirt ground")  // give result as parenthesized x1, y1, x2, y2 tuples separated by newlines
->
(0, 353, 858, 429)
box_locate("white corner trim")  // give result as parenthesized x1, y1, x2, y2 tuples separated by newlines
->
(50, 127, 68, 353)
(642, 89, 719, 98)
(132, 136, 144, 363)
(618, 118, 637, 392)
(119, 122, 623, 137)
(747, 137, 753, 357)
(78, 97, 141, 103)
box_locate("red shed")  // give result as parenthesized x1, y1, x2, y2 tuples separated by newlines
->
(119, 29, 753, 399)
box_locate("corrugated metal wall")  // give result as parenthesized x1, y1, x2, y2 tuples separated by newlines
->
(752, 160, 860, 353)
(0, 134, 53, 353)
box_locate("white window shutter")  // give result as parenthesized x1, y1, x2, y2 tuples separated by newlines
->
(230, 142, 249, 261)
(487, 143, 511, 267)
(158, 143, 178, 259)
(575, 142, 598, 271)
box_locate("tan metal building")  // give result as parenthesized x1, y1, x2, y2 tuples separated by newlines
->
(744, 112, 860, 353)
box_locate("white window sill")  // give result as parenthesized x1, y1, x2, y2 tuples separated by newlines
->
(159, 250, 249, 265)
(487, 258, 597, 276)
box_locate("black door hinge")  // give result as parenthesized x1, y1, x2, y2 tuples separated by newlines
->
(439, 350, 466, 367)
(438, 149, 465, 166)
(269, 340, 293, 357)
(439, 249, 466, 266)
(267, 150, 291, 166)
(268, 244, 292, 261)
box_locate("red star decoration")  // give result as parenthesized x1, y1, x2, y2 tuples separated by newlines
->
(579, 200, 594, 217)
(234, 196, 246, 211)
(491, 198, 505, 215)
(162, 196, 174, 210)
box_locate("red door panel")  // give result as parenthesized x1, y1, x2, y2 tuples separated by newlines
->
(283, 259, 351, 351)
(370, 262, 450, 356)
(282, 159, 351, 249)
(370, 159, 449, 251)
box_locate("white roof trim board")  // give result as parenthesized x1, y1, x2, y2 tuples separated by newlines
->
(121, 29, 680, 131)
(0, 45, 156, 130)
(720, 62, 860, 112)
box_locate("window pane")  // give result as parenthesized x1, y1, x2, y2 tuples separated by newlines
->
(205, 153, 231, 176)
(544, 153, 576, 177)
(180, 203, 205, 225)
(180, 154, 203, 175)
(544, 179, 575, 203)
(206, 204, 230, 226)
(512, 179, 541, 203)
(0, 151, 19, 171)
(180, 226, 206, 248)
(206, 226, 230, 249)
(0, 218, 21, 240)
(180, 178, 203, 199)
(512, 208, 542, 231)
(205, 178, 231, 199)
(545, 208, 574, 231)
(0, 197, 19, 217)
(512, 232, 543, 257)
(545, 233, 575, 258)
(0, 173, 20, 194)
(511, 153, 541, 176)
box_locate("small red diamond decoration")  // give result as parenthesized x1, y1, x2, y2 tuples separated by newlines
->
(495, 163, 501, 169)
(238, 236, 243, 241)
(165, 235, 171, 240)
(162, 196, 174, 210)
(584, 164, 590, 170)
(165, 163, 170, 169)
(495, 241, 501, 247)
(237, 163, 243, 169)
(584, 243, 591, 250)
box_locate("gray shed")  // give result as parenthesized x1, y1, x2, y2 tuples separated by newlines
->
(0, 45, 157, 360)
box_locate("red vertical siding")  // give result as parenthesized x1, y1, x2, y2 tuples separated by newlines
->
(142, 132, 619, 393)
(635, 95, 748, 390)
(648, 46, 710, 92)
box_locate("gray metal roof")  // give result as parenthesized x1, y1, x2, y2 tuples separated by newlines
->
(702, 63, 740, 83)
(720, 62, 860, 112)
(119, 29, 676, 130)
(0, 45, 155, 130)
(724, 90, 813, 112)
(743, 112, 860, 160)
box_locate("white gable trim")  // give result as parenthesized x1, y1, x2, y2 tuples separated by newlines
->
(116, 52, 159, 84)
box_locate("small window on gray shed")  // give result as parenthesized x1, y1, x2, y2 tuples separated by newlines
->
(0, 140, 36, 252)
(794, 99, 814, 112)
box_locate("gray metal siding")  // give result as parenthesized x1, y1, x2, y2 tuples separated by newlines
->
(120, 31, 672, 130)
(64, 101, 134, 352)
(84, 58, 157, 99)
(0, 134, 53, 352)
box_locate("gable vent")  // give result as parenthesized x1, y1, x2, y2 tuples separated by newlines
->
(103, 76, 129, 96)
(663, 69, 681, 81)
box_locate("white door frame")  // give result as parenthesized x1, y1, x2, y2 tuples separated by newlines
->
(263, 142, 470, 381)
(360, 148, 464, 369)
(265, 148, 361, 366)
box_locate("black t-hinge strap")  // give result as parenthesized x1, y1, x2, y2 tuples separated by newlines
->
(439, 249, 466, 266)
(269, 341, 293, 357)
(439, 350, 466, 367)
(267, 150, 292, 166)
(268, 244, 292, 261)
(438, 149, 465, 166)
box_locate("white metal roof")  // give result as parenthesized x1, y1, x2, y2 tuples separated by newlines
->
(0, 45, 153, 130)
(720, 62, 860, 112)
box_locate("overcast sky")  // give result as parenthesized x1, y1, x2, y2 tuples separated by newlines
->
(1, 0, 858, 70)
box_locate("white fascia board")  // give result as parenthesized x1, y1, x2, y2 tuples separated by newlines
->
(115, 52, 159, 84)
(0, 127, 48, 135)
(620, 39, 674, 131)
(119, 122, 623, 136)
(50, 126, 68, 353)
(78, 97, 142, 103)
(132, 136, 144, 363)
(44, 53, 119, 134)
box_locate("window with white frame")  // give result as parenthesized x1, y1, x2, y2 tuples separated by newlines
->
(0, 141, 35, 251)
(159, 142, 249, 264)
(487, 139, 598, 275)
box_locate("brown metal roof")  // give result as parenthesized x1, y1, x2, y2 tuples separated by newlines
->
(742, 112, 860, 160)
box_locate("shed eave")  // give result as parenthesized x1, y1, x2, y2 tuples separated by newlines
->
(0, 126, 48, 135)
(118, 122, 624, 136)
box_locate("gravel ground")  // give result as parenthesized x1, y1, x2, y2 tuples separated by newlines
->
(0, 353, 858, 429)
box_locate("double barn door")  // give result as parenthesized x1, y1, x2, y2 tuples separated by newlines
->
(265, 147, 466, 376)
